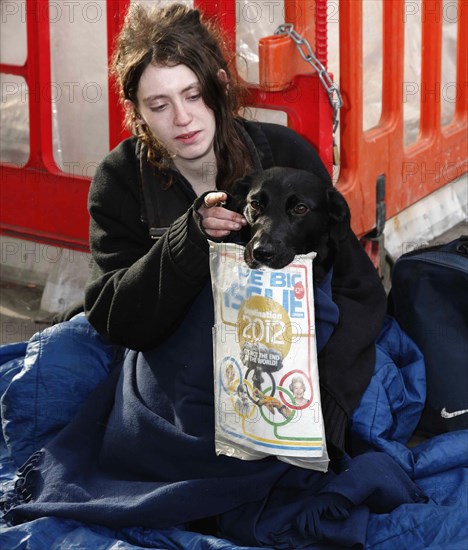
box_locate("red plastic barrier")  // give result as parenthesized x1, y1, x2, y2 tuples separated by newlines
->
(0, 0, 90, 249)
(2, 0, 464, 249)
(337, 0, 467, 236)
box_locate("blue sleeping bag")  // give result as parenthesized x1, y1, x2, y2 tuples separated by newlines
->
(0, 314, 467, 549)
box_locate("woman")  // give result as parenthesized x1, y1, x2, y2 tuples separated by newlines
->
(84, 2, 386, 453)
(6, 4, 415, 547)
(289, 376, 309, 407)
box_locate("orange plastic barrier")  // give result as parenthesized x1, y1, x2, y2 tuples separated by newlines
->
(259, 1, 316, 92)
(1, 0, 465, 249)
(0, 0, 334, 251)
(0, 0, 91, 249)
(337, 0, 467, 237)
(195, 0, 333, 175)
(108, 0, 133, 150)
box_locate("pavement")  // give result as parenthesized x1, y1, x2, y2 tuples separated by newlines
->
(0, 279, 51, 345)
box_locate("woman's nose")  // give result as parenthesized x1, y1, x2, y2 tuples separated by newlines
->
(173, 103, 192, 126)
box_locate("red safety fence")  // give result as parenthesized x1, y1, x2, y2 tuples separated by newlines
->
(0, 0, 466, 249)
(0, 0, 91, 249)
(338, 0, 468, 236)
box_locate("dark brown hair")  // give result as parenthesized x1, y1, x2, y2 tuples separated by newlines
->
(111, 2, 252, 190)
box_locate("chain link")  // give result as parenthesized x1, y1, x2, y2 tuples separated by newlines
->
(274, 23, 343, 133)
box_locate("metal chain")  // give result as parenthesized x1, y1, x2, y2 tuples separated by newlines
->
(274, 23, 343, 133)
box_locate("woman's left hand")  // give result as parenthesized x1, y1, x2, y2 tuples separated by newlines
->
(197, 192, 247, 239)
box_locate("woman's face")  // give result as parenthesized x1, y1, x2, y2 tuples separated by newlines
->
(292, 382, 305, 400)
(132, 63, 216, 163)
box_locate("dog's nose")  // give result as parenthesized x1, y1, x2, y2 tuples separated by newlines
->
(252, 242, 275, 264)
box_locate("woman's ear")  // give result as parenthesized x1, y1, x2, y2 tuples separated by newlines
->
(124, 99, 135, 114)
(124, 99, 143, 123)
(217, 69, 230, 93)
(217, 69, 228, 84)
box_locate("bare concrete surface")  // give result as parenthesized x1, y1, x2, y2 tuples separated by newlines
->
(0, 280, 52, 345)
(435, 221, 467, 245)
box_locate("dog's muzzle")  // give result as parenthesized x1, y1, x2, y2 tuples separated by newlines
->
(244, 240, 295, 270)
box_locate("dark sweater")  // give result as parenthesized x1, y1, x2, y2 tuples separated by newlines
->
(84, 119, 386, 452)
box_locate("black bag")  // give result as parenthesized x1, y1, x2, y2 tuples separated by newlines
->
(390, 236, 468, 435)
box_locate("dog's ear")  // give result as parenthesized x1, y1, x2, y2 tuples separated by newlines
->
(225, 172, 259, 213)
(327, 187, 351, 241)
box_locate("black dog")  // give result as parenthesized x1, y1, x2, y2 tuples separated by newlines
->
(230, 167, 351, 283)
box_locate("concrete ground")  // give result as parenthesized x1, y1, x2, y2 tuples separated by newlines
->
(0, 279, 51, 345)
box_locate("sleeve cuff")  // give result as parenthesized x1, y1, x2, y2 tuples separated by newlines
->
(166, 210, 210, 282)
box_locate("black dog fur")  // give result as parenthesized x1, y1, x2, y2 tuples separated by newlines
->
(229, 167, 351, 284)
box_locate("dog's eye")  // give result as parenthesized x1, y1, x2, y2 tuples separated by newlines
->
(250, 200, 261, 211)
(293, 203, 309, 215)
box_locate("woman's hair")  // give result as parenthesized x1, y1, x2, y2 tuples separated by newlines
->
(289, 376, 306, 393)
(111, 2, 252, 190)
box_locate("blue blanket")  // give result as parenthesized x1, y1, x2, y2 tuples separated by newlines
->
(0, 314, 467, 548)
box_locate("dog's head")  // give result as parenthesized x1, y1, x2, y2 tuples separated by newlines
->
(230, 167, 350, 281)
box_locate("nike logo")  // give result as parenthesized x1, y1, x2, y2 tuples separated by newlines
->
(440, 407, 468, 419)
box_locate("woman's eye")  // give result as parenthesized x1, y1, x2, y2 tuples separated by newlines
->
(293, 204, 309, 215)
(187, 93, 201, 101)
(150, 104, 167, 112)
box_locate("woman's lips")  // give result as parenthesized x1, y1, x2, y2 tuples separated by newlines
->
(175, 130, 201, 144)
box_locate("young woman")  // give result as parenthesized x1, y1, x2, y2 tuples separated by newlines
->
(5, 4, 409, 547)
(84, 2, 385, 451)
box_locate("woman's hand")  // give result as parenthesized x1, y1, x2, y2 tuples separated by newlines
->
(197, 192, 247, 239)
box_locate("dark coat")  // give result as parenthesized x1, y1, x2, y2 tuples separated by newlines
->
(84, 119, 387, 453)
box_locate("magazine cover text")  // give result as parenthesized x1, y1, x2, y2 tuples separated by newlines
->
(210, 243, 325, 463)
